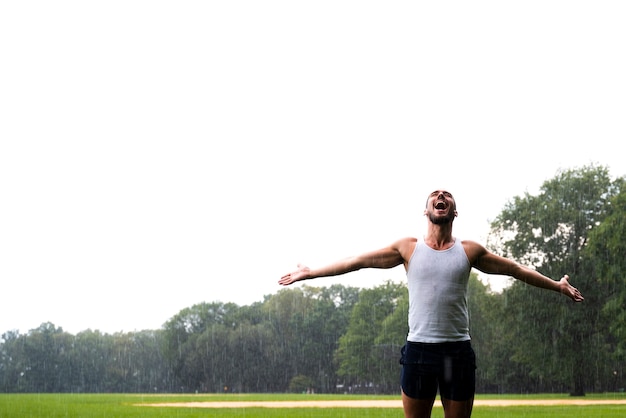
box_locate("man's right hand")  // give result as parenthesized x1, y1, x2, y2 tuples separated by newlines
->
(278, 264, 311, 286)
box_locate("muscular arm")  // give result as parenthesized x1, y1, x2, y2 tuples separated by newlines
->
(278, 238, 413, 286)
(465, 240, 584, 302)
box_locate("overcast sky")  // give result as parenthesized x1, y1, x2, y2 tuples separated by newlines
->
(1, 1, 625, 335)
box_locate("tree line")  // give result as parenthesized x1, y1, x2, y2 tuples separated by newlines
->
(1, 165, 624, 395)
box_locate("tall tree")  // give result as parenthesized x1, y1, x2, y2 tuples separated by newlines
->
(581, 189, 626, 391)
(488, 164, 623, 395)
(263, 284, 358, 392)
(335, 281, 405, 392)
(374, 285, 408, 389)
(161, 301, 240, 391)
(70, 329, 111, 392)
(465, 273, 514, 393)
(20, 323, 72, 392)
(0, 330, 27, 392)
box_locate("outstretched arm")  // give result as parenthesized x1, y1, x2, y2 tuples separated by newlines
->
(466, 241, 584, 302)
(278, 240, 411, 286)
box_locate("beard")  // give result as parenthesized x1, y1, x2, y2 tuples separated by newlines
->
(428, 211, 455, 225)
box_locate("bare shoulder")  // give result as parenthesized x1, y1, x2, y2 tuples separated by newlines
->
(461, 239, 488, 264)
(392, 236, 418, 261)
(461, 239, 517, 274)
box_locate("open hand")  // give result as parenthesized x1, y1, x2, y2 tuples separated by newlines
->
(560, 274, 584, 302)
(278, 264, 311, 286)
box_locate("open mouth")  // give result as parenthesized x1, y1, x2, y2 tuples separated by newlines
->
(435, 201, 446, 210)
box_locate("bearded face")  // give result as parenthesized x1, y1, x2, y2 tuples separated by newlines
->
(425, 190, 457, 225)
(428, 209, 455, 225)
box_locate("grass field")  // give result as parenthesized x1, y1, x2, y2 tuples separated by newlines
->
(1, 393, 625, 417)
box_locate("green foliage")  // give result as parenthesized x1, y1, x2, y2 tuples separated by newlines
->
(487, 164, 625, 395)
(335, 281, 405, 392)
(0, 325, 168, 393)
(489, 164, 620, 271)
(466, 273, 514, 393)
(1, 165, 626, 395)
(288, 374, 315, 393)
(583, 189, 626, 361)
(262, 284, 359, 393)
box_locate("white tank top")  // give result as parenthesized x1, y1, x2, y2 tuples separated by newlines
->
(406, 238, 471, 343)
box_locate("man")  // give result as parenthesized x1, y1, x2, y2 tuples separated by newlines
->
(279, 189, 584, 418)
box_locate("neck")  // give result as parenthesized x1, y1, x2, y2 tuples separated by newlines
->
(424, 223, 455, 250)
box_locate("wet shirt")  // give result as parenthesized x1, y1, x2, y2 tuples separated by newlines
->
(406, 238, 472, 343)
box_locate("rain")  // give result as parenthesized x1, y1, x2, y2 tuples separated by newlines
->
(1, 1, 626, 416)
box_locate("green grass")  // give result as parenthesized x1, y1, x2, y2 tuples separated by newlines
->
(0, 393, 625, 418)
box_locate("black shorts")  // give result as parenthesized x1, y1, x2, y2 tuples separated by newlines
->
(399, 340, 476, 401)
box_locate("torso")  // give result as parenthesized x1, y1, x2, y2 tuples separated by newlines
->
(399, 237, 483, 271)
(405, 238, 472, 342)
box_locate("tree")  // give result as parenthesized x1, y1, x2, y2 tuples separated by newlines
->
(0, 330, 26, 392)
(335, 281, 405, 392)
(19, 323, 72, 392)
(161, 301, 241, 391)
(69, 329, 111, 392)
(581, 189, 626, 391)
(487, 164, 624, 395)
(465, 273, 514, 393)
(295, 285, 359, 393)
(263, 284, 358, 393)
(289, 374, 315, 393)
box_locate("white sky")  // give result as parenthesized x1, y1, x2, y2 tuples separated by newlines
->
(1, 1, 625, 335)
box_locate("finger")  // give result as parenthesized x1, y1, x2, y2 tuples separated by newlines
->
(572, 289, 583, 302)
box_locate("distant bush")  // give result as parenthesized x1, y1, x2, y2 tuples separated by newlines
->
(288, 374, 315, 393)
